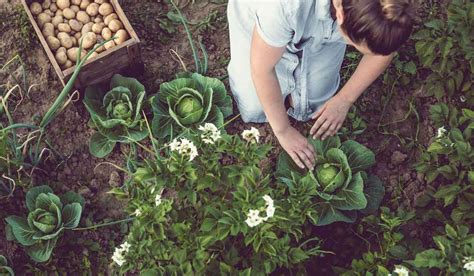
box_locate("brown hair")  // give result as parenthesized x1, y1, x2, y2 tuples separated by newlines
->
(341, 0, 416, 55)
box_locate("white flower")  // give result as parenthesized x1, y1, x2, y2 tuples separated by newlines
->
(155, 194, 162, 207)
(133, 209, 142, 217)
(112, 241, 131, 267)
(168, 139, 181, 151)
(169, 138, 199, 161)
(262, 195, 275, 220)
(464, 257, 474, 271)
(199, 123, 221, 144)
(393, 265, 410, 276)
(245, 209, 264, 227)
(242, 127, 260, 143)
(460, 96, 467, 103)
(437, 126, 447, 138)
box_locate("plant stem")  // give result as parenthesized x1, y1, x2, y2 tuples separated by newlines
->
(73, 217, 135, 231)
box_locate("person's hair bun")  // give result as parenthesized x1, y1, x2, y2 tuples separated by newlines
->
(380, 0, 416, 25)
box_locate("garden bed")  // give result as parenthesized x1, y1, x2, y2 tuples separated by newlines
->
(0, 0, 472, 274)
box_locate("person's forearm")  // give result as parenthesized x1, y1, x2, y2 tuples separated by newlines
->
(338, 54, 393, 103)
(251, 69, 290, 133)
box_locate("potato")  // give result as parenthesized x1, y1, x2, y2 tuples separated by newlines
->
(30, 2, 42, 15)
(94, 0, 105, 4)
(67, 47, 87, 62)
(76, 11, 90, 24)
(71, 5, 80, 12)
(55, 50, 68, 65)
(114, 29, 128, 45)
(80, 0, 91, 10)
(56, 0, 70, 10)
(109, 20, 123, 33)
(94, 17, 102, 23)
(94, 43, 105, 53)
(104, 40, 115, 50)
(42, 0, 51, 9)
(42, 23, 55, 37)
(63, 8, 75, 19)
(86, 3, 99, 16)
(58, 32, 73, 48)
(69, 19, 83, 32)
(63, 60, 73, 69)
(37, 13, 52, 28)
(88, 51, 98, 59)
(81, 22, 94, 35)
(81, 32, 97, 49)
(104, 13, 117, 25)
(46, 36, 61, 50)
(44, 9, 54, 17)
(51, 15, 63, 27)
(98, 3, 113, 16)
(55, 10, 63, 16)
(57, 22, 71, 32)
(71, 0, 81, 5)
(57, 46, 67, 53)
(101, 27, 112, 40)
(71, 36, 77, 46)
(91, 22, 105, 34)
(50, 3, 57, 12)
(74, 32, 82, 40)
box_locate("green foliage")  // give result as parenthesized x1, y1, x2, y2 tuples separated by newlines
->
(339, 106, 367, 140)
(277, 136, 384, 226)
(0, 255, 14, 276)
(412, 224, 474, 275)
(415, 105, 474, 224)
(109, 129, 328, 274)
(151, 73, 233, 139)
(413, 0, 474, 102)
(336, 207, 417, 275)
(5, 185, 84, 263)
(83, 74, 148, 158)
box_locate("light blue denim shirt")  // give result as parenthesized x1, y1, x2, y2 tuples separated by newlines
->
(228, 0, 347, 122)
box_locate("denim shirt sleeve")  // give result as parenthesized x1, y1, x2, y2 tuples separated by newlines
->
(254, 1, 297, 47)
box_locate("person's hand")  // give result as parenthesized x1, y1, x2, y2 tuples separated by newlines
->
(275, 125, 315, 169)
(310, 94, 352, 140)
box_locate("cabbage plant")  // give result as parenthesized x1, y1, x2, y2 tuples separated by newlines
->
(277, 136, 384, 226)
(84, 74, 148, 158)
(5, 185, 84, 262)
(151, 73, 233, 139)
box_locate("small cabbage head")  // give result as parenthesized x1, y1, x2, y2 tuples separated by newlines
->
(152, 73, 233, 139)
(315, 163, 345, 193)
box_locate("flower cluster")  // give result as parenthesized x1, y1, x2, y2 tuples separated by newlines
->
(112, 241, 131, 267)
(168, 138, 198, 161)
(388, 265, 410, 276)
(155, 194, 162, 207)
(198, 123, 221, 144)
(133, 209, 142, 217)
(436, 126, 447, 138)
(242, 127, 260, 144)
(464, 256, 474, 271)
(245, 195, 275, 228)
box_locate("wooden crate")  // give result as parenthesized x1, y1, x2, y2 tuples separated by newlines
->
(21, 0, 142, 88)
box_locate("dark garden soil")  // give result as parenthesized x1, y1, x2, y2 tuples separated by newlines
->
(0, 0, 441, 273)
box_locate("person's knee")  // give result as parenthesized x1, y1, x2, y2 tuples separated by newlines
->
(238, 102, 266, 123)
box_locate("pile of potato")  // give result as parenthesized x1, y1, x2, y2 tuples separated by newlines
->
(30, 0, 130, 70)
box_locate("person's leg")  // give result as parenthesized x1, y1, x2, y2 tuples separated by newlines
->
(305, 42, 346, 119)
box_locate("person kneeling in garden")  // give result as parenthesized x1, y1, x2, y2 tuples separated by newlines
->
(227, 0, 415, 169)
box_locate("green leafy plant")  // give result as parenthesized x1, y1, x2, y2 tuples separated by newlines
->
(412, 0, 473, 102)
(277, 136, 385, 226)
(335, 207, 417, 275)
(83, 74, 148, 158)
(415, 104, 473, 224)
(0, 255, 14, 276)
(412, 224, 474, 275)
(5, 185, 84, 262)
(109, 127, 328, 274)
(151, 73, 233, 139)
